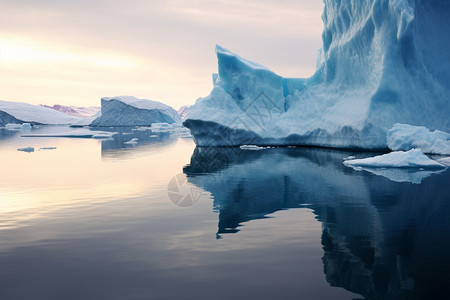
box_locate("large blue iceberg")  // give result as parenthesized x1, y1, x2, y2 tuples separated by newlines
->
(184, 0, 450, 149)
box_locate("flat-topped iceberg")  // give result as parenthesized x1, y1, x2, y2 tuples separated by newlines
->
(184, 0, 450, 148)
(387, 124, 450, 155)
(90, 96, 181, 127)
(0, 100, 80, 126)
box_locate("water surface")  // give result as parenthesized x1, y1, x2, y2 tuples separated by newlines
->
(0, 126, 449, 299)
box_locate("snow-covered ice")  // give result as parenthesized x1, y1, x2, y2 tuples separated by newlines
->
(387, 124, 450, 155)
(0, 100, 80, 126)
(90, 96, 181, 127)
(184, 0, 450, 149)
(17, 146, 34, 153)
(343, 149, 445, 169)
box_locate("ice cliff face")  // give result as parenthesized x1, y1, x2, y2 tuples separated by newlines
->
(184, 0, 450, 148)
(90, 96, 181, 127)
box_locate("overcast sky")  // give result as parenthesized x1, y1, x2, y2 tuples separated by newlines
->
(0, 0, 324, 109)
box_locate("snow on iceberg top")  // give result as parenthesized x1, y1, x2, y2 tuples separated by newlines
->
(101, 96, 172, 111)
(343, 149, 445, 169)
(0, 100, 80, 125)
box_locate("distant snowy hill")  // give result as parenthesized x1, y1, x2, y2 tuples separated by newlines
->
(0, 100, 80, 126)
(177, 105, 190, 121)
(185, 0, 450, 149)
(40, 104, 100, 118)
(90, 96, 181, 127)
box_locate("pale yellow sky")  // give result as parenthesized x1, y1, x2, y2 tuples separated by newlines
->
(0, 0, 324, 109)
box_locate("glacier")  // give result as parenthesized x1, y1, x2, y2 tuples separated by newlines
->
(90, 96, 181, 127)
(0, 100, 80, 126)
(184, 0, 450, 149)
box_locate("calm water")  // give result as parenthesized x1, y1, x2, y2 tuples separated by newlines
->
(0, 126, 449, 300)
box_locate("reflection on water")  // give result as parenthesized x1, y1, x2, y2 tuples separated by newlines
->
(1, 127, 449, 299)
(185, 147, 450, 299)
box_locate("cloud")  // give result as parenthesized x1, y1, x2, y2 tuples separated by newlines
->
(0, 0, 324, 107)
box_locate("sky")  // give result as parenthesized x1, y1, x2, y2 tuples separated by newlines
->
(0, 0, 324, 109)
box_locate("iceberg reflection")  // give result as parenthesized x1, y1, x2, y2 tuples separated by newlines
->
(184, 147, 450, 299)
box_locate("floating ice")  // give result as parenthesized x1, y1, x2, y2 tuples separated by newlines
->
(21, 129, 116, 139)
(240, 145, 268, 151)
(90, 96, 181, 127)
(17, 146, 34, 153)
(39, 147, 57, 150)
(387, 124, 450, 155)
(184, 0, 450, 149)
(151, 122, 175, 132)
(343, 149, 445, 169)
(4, 123, 31, 130)
(124, 138, 139, 145)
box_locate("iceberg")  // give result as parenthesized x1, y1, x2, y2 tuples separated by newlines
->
(343, 149, 445, 169)
(90, 96, 181, 127)
(184, 0, 450, 149)
(0, 100, 80, 126)
(387, 123, 450, 155)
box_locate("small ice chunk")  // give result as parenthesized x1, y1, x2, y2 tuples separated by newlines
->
(132, 126, 152, 131)
(151, 123, 175, 132)
(124, 138, 139, 145)
(240, 145, 266, 151)
(343, 149, 445, 169)
(17, 146, 34, 152)
(39, 147, 57, 150)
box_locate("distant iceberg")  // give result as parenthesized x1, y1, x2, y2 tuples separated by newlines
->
(387, 124, 450, 155)
(185, 0, 450, 149)
(40, 104, 100, 118)
(0, 100, 80, 126)
(90, 96, 181, 127)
